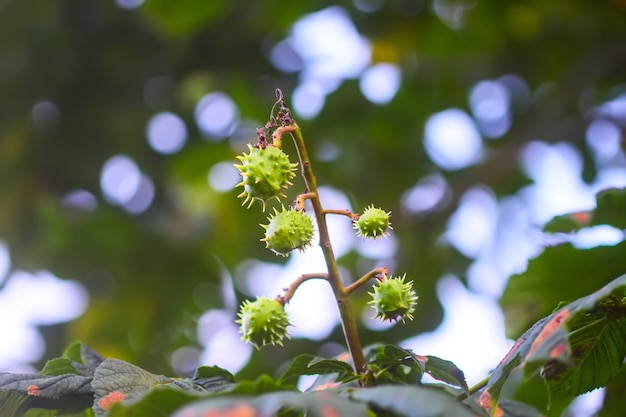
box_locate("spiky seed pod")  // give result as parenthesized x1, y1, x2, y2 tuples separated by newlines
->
(368, 274, 418, 323)
(234, 144, 298, 210)
(354, 205, 392, 239)
(237, 297, 290, 349)
(261, 207, 314, 256)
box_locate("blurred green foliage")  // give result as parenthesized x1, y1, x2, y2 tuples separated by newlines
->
(1, 0, 625, 399)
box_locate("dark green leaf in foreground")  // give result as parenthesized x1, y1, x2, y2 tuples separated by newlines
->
(172, 391, 369, 417)
(0, 343, 233, 417)
(350, 385, 474, 417)
(92, 359, 231, 416)
(0, 372, 93, 417)
(481, 275, 626, 414)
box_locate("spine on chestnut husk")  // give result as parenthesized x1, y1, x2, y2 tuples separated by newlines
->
(234, 144, 298, 211)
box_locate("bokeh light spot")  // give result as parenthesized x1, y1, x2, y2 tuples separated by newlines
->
(195, 92, 239, 139)
(359, 63, 401, 105)
(116, 0, 144, 9)
(61, 189, 98, 212)
(170, 346, 201, 375)
(208, 161, 241, 193)
(292, 83, 326, 119)
(423, 108, 484, 170)
(401, 173, 451, 214)
(0, 242, 10, 286)
(570, 225, 624, 249)
(146, 111, 187, 154)
(31, 101, 60, 128)
(123, 175, 155, 215)
(586, 119, 622, 165)
(354, 0, 385, 13)
(290, 6, 371, 81)
(197, 309, 252, 374)
(469, 80, 511, 138)
(100, 155, 141, 206)
(269, 40, 303, 73)
(446, 187, 497, 258)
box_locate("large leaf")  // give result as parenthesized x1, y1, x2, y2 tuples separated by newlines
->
(0, 342, 104, 416)
(171, 391, 370, 417)
(0, 344, 232, 417)
(367, 344, 468, 390)
(92, 359, 231, 416)
(350, 385, 474, 417)
(480, 275, 626, 414)
(500, 241, 626, 338)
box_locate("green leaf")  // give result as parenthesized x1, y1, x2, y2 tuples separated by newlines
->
(482, 275, 626, 413)
(279, 354, 356, 384)
(0, 372, 94, 417)
(413, 355, 468, 392)
(40, 359, 84, 378)
(368, 345, 468, 390)
(92, 359, 230, 416)
(592, 187, 626, 230)
(500, 241, 626, 338)
(350, 385, 474, 417)
(171, 391, 370, 417)
(219, 374, 292, 396)
(543, 211, 591, 233)
(193, 366, 235, 384)
(543, 187, 626, 233)
(106, 386, 204, 417)
(42, 343, 104, 377)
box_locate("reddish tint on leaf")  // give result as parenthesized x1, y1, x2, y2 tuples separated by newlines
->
(525, 308, 570, 361)
(414, 354, 428, 363)
(312, 381, 341, 391)
(201, 404, 256, 417)
(500, 337, 523, 364)
(98, 391, 125, 410)
(571, 211, 591, 225)
(478, 390, 504, 417)
(26, 385, 40, 396)
(336, 352, 351, 362)
(478, 390, 491, 409)
(550, 342, 568, 359)
(320, 405, 341, 417)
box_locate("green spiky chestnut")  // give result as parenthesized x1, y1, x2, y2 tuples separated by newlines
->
(368, 274, 418, 323)
(234, 144, 298, 210)
(261, 207, 314, 256)
(354, 205, 392, 239)
(237, 296, 290, 349)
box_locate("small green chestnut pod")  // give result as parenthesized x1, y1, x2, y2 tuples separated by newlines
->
(354, 205, 392, 239)
(261, 206, 314, 256)
(237, 297, 290, 349)
(368, 274, 418, 323)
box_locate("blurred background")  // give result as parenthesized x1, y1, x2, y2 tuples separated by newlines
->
(1, 1, 626, 413)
